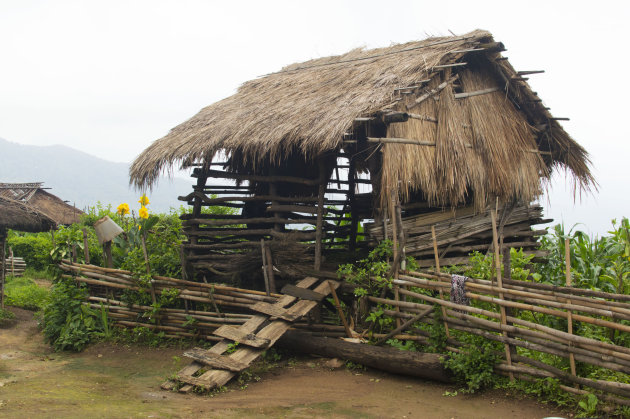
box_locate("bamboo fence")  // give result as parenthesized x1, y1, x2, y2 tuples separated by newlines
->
(368, 268, 630, 406)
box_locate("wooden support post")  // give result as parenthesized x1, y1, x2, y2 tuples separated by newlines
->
(0, 233, 6, 309)
(431, 225, 450, 338)
(9, 247, 14, 276)
(328, 280, 353, 338)
(260, 239, 270, 296)
(314, 159, 326, 271)
(348, 158, 358, 251)
(82, 228, 90, 264)
(264, 242, 276, 293)
(103, 241, 113, 268)
(394, 286, 402, 328)
(565, 237, 577, 381)
(140, 235, 157, 305)
(179, 245, 189, 281)
(491, 210, 514, 381)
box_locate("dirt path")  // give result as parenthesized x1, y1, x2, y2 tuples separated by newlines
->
(0, 308, 568, 418)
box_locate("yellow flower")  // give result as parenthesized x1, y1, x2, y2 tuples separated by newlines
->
(138, 194, 150, 206)
(139, 206, 149, 219)
(116, 203, 130, 216)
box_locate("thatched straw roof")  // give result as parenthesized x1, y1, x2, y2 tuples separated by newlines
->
(0, 183, 82, 225)
(0, 195, 57, 234)
(130, 29, 594, 206)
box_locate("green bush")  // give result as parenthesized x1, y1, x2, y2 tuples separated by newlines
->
(6, 231, 54, 271)
(42, 278, 106, 351)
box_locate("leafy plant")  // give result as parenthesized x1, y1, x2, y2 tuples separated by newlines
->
(442, 337, 502, 393)
(577, 393, 598, 418)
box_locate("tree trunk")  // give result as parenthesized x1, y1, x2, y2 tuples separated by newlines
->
(278, 330, 452, 383)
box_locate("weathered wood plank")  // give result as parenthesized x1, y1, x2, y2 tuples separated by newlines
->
(280, 284, 326, 302)
(212, 325, 271, 348)
(182, 348, 249, 372)
(179, 279, 336, 392)
(167, 277, 319, 392)
(250, 302, 300, 322)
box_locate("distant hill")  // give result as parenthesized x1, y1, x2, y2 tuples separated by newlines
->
(0, 137, 193, 214)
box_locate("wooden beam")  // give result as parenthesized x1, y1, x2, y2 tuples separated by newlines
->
(182, 348, 249, 372)
(454, 87, 502, 99)
(212, 325, 271, 348)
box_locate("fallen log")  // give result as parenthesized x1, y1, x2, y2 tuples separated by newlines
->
(277, 330, 452, 383)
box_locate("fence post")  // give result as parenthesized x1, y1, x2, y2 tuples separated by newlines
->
(491, 209, 514, 381)
(564, 238, 578, 381)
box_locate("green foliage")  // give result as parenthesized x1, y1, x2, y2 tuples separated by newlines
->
(42, 277, 107, 351)
(4, 276, 49, 310)
(499, 377, 574, 408)
(577, 393, 598, 418)
(7, 230, 54, 271)
(339, 240, 417, 298)
(385, 338, 417, 351)
(0, 308, 16, 322)
(442, 336, 502, 393)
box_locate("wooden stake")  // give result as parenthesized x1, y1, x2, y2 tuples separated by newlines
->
(264, 242, 276, 293)
(9, 247, 14, 276)
(0, 234, 6, 309)
(328, 280, 353, 338)
(260, 239, 270, 296)
(82, 228, 90, 264)
(314, 159, 326, 271)
(103, 241, 113, 268)
(491, 209, 514, 381)
(431, 225, 450, 337)
(565, 237, 577, 381)
(140, 235, 157, 305)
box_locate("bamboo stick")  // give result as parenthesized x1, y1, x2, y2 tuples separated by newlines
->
(564, 238, 577, 381)
(491, 209, 514, 381)
(431, 225, 450, 337)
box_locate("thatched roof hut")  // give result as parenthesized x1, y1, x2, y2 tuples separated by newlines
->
(0, 183, 82, 225)
(130, 30, 595, 281)
(0, 195, 56, 234)
(131, 29, 593, 204)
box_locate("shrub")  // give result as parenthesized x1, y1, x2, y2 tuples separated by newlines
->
(6, 231, 54, 271)
(42, 278, 106, 351)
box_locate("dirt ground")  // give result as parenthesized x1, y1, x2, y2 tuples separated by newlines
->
(0, 307, 569, 419)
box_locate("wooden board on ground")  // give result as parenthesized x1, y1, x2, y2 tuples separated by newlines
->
(182, 348, 249, 372)
(250, 302, 300, 322)
(212, 325, 271, 348)
(162, 276, 336, 393)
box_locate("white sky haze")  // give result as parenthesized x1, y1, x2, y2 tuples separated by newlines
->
(1, 0, 628, 235)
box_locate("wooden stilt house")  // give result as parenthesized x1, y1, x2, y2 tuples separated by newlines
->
(130, 30, 594, 285)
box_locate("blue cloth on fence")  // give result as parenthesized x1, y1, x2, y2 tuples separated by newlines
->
(450, 274, 470, 307)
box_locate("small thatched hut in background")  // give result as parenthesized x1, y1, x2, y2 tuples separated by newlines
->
(0, 182, 82, 225)
(130, 30, 594, 285)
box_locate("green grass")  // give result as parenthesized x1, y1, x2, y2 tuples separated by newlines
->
(4, 276, 50, 310)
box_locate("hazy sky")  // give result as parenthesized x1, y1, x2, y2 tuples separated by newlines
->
(1, 0, 628, 235)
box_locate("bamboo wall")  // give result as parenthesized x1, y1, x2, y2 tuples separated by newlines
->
(179, 153, 369, 283)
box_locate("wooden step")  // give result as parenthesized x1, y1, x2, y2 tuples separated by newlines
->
(250, 302, 300, 322)
(212, 325, 271, 348)
(183, 348, 249, 372)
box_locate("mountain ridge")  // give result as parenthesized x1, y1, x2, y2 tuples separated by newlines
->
(0, 137, 193, 213)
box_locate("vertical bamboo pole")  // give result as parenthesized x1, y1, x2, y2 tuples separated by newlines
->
(0, 234, 6, 309)
(348, 158, 358, 251)
(431, 225, 450, 337)
(491, 210, 514, 381)
(141, 235, 157, 305)
(82, 228, 90, 264)
(9, 247, 14, 276)
(565, 238, 577, 380)
(264, 242, 276, 293)
(103, 241, 113, 268)
(260, 239, 270, 296)
(314, 159, 326, 271)
(328, 281, 353, 338)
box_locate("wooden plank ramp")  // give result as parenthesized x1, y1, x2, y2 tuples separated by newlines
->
(162, 277, 338, 393)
